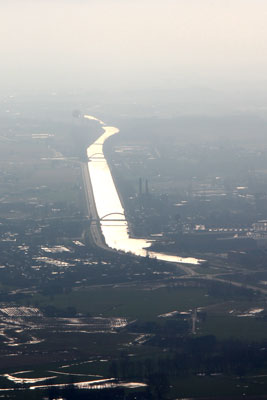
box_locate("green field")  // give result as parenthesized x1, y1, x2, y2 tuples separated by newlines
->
(200, 314, 267, 340)
(25, 285, 217, 321)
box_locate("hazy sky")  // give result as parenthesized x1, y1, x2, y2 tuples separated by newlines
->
(1, 0, 267, 96)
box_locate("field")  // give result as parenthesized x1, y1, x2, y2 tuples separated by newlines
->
(23, 285, 216, 320)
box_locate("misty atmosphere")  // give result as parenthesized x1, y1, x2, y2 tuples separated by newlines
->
(1, 1, 267, 399)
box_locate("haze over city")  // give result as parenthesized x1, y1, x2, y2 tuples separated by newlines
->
(1, 1, 267, 399)
(1, 0, 267, 114)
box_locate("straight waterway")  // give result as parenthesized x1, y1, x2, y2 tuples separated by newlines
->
(85, 115, 202, 265)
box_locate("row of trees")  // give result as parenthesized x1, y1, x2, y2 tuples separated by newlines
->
(110, 336, 267, 380)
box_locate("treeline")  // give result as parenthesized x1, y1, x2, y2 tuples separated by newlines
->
(110, 335, 267, 380)
(46, 386, 153, 400)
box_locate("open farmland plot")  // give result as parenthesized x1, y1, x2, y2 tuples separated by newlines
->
(21, 285, 219, 321)
(0, 306, 131, 371)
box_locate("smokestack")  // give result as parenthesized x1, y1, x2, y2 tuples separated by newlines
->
(139, 178, 142, 196)
(145, 179, 149, 195)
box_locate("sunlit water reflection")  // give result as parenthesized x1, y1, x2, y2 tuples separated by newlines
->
(85, 115, 202, 265)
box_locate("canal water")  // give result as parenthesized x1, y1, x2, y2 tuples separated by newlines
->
(85, 115, 202, 265)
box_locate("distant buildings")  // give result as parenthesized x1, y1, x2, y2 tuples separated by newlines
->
(252, 220, 267, 232)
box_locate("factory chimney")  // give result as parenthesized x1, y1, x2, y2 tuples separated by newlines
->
(145, 179, 149, 195)
(138, 177, 143, 196)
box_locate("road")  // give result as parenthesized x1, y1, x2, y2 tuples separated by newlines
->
(175, 263, 197, 276)
(202, 274, 267, 295)
(176, 266, 267, 295)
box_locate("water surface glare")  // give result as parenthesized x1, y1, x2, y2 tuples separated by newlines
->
(85, 115, 202, 265)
